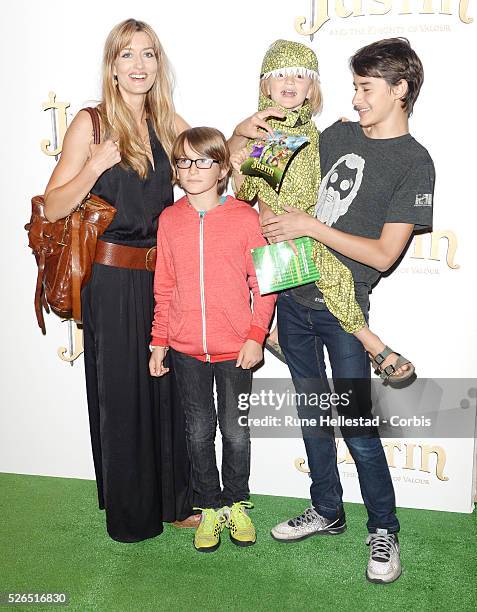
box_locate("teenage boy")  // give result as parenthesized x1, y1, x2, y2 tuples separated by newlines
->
(230, 38, 435, 583)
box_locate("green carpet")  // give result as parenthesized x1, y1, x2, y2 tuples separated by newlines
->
(0, 473, 475, 612)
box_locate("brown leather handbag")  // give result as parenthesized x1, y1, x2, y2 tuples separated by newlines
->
(25, 107, 116, 334)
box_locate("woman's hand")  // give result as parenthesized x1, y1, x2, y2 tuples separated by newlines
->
(86, 139, 121, 178)
(261, 205, 313, 243)
(230, 147, 248, 174)
(233, 108, 285, 140)
(236, 339, 263, 369)
(149, 347, 170, 377)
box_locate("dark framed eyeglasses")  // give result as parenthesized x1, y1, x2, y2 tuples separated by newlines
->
(175, 158, 219, 169)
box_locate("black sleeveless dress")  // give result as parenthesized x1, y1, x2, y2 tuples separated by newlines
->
(81, 120, 192, 542)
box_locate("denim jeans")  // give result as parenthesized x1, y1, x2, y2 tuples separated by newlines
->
(277, 292, 400, 534)
(170, 349, 252, 508)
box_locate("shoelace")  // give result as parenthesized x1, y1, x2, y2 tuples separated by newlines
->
(234, 501, 254, 511)
(230, 501, 254, 528)
(193, 507, 226, 527)
(366, 534, 396, 562)
(288, 507, 324, 528)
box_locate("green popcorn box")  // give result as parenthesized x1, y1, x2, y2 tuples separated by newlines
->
(251, 237, 320, 295)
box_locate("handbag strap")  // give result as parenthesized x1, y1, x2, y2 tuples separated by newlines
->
(82, 106, 101, 144)
(71, 211, 82, 323)
(34, 250, 47, 334)
(70, 106, 101, 323)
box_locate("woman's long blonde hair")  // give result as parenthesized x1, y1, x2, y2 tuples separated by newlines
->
(99, 18, 177, 179)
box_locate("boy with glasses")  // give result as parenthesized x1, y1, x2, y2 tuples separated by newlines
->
(149, 127, 276, 552)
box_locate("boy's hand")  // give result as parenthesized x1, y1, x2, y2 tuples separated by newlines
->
(230, 147, 248, 174)
(149, 347, 170, 377)
(258, 201, 298, 255)
(261, 205, 312, 242)
(236, 339, 263, 369)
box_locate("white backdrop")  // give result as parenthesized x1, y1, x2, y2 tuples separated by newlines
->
(1, 0, 476, 513)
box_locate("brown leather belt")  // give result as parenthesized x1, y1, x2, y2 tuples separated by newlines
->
(95, 241, 157, 272)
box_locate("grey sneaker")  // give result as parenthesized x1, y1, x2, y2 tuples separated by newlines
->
(366, 531, 401, 584)
(271, 507, 346, 542)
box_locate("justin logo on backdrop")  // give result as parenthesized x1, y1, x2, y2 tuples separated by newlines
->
(411, 229, 459, 269)
(295, 0, 473, 38)
(41, 92, 70, 159)
(295, 440, 449, 481)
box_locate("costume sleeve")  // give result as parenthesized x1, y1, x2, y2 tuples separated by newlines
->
(244, 217, 277, 344)
(385, 159, 435, 230)
(237, 175, 283, 216)
(236, 175, 260, 202)
(151, 219, 175, 346)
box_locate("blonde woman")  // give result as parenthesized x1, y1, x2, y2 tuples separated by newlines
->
(44, 19, 196, 542)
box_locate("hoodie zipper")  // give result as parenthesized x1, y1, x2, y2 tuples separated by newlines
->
(198, 211, 210, 362)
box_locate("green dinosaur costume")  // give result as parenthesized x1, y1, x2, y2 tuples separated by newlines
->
(237, 40, 365, 333)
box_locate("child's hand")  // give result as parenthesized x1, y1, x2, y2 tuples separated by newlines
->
(230, 148, 248, 174)
(233, 108, 285, 140)
(236, 339, 263, 369)
(258, 199, 277, 227)
(149, 347, 170, 377)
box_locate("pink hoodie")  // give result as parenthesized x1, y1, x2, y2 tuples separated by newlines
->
(151, 195, 276, 362)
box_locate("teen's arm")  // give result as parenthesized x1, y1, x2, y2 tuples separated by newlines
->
(151, 217, 176, 347)
(227, 108, 285, 153)
(43, 110, 121, 222)
(261, 209, 414, 273)
(261, 147, 435, 272)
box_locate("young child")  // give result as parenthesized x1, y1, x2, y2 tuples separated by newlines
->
(149, 127, 276, 552)
(231, 39, 413, 383)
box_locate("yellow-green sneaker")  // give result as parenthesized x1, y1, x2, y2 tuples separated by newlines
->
(226, 501, 256, 547)
(193, 508, 226, 552)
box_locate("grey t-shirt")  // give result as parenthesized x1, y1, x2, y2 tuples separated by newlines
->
(291, 120, 435, 311)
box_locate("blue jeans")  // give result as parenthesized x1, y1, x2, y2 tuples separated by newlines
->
(277, 292, 400, 534)
(170, 349, 252, 509)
